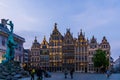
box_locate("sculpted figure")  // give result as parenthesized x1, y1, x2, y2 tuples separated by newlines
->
(2, 20, 16, 63)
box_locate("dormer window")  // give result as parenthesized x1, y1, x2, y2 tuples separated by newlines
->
(42, 45, 47, 49)
(67, 40, 69, 44)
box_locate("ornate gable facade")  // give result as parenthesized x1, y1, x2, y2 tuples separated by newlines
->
(75, 29, 89, 72)
(49, 23, 63, 71)
(29, 37, 40, 67)
(29, 23, 111, 73)
(62, 29, 75, 70)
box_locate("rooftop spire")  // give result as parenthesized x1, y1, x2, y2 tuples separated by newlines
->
(91, 35, 97, 43)
(103, 36, 106, 40)
(34, 36, 37, 42)
(80, 29, 82, 32)
(102, 36, 107, 42)
(80, 29, 83, 36)
(66, 28, 70, 32)
(42, 35, 48, 45)
(44, 35, 46, 41)
(54, 23, 57, 29)
(92, 35, 95, 39)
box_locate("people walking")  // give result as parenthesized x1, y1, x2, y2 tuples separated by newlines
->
(106, 70, 110, 78)
(30, 68, 35, 80)
(36, 67, 44, 80)
(64, 68, 68, 79)
(70, 68, 74, 79)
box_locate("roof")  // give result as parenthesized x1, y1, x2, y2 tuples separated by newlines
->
(0, 23, 25, 42)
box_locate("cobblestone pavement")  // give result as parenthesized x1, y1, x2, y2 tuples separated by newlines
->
(20, 73, 120, 80)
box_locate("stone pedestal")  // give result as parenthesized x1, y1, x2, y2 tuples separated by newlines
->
(0, 61, 30, 80)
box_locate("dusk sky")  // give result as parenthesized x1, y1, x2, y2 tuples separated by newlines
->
(0, 0, 120, 60)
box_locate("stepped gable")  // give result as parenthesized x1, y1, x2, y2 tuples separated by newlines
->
(31, 36, 40, 49)
(40, 36, 49, 49)
(63, 28, 74, 44)
(99, 36, 110, 49)
(90, 36, 97, 44)
(49, 23, 63, 41)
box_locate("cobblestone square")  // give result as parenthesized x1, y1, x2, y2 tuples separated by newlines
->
(20, 73, 120, 80)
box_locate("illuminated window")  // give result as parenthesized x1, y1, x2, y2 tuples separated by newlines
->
(42, 45, 47, 49)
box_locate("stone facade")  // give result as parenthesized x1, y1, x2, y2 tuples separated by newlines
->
(62, 29, 75, 71)
(29, 37, 40, 67)
(23, 49, 30, 63)
(29, 23, 111, 73)
(88, 36, 98, 73)
(49, 23, 63, 71)
(40, 36, 49, 71)
(75, 30, 89, 72)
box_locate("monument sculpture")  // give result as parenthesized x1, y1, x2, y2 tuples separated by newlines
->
(2, 20, 16, 63)
(0, 19, 29, 79)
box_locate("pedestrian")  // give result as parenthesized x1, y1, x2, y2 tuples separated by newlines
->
(70, 68, 74, 79)
(30, 68, 35, 80)
(36, 67, 44, 80)
(106, 70, 110, 78)
(28, 68, 31, 75)
(64, 68, 68, 79)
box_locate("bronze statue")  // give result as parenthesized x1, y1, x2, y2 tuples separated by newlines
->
(2, 20, 16, 63)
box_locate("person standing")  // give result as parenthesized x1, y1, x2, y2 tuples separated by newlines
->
(70, 68, 74, 79)
(106, 70, 110, 78)
(36, 67, 44, 80)
(30, 68, 35, 80)
(64, 69, 68, 79)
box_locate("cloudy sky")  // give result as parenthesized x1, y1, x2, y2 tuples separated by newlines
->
(0, 0, 120, 60)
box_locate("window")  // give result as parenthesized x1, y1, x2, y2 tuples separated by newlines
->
(82, 42, 84, 45)
(81, 47, 84, 52)
(58, 42, 60, 46)
(85, 56, 87, 61)
(85, 47, 87, 52)
(79, 56, 81, 60)
(42, 45, 47, 49)
(82, 56, 84, 61)
(67, 40, 69, 44)
(15, 45, 18, 50)
(92, 58, 93, 62)
(19, 46, 21, 51)
(95, 45, 96, 48)
(89, 52, 91, 55)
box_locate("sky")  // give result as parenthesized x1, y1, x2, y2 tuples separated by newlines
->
(0, 0, 120, 60)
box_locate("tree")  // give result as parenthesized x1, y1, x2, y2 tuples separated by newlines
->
(93, 49, 109, 72)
